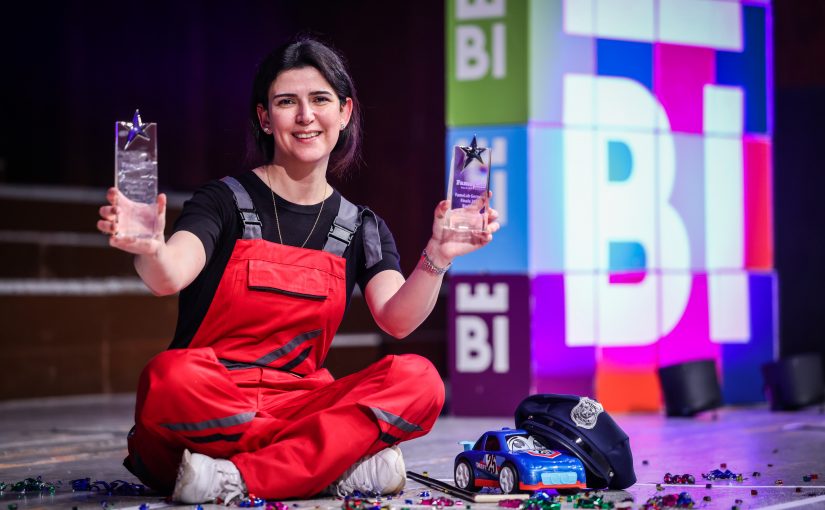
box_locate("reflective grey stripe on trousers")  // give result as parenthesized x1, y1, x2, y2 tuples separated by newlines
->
(161, 411, 256, 432)
(254, 329, 322, 366)
(369, 407, 423, 433)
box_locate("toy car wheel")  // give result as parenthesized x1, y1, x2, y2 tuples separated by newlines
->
(499, 464, 520, 494)
(454, 460, 479, 492)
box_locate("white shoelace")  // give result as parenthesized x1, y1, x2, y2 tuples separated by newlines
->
(215, 465, 247, 505)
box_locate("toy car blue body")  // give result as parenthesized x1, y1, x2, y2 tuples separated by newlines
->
(453, 428, 587, 493)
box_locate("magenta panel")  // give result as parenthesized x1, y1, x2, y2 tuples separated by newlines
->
(448, 275, 533, 416)
(532, 274, 596, 397)
(654, 44, 716, 134)
(657, 275, 722, 367)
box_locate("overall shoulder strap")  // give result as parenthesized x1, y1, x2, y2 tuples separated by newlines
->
(220, 176, 262, 240)
(324, 196, 359, 257)
(323, 196, 383, 268)
(358, 208, 383, 269)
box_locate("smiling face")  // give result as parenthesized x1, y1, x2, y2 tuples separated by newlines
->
(257, 66, 353, 173)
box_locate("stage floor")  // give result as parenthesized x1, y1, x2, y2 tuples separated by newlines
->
(1, 394, 824, 510)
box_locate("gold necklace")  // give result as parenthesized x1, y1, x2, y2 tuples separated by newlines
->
(265, 168, 327, 248)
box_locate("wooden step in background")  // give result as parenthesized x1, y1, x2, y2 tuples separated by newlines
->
(0, 185, 447, 400)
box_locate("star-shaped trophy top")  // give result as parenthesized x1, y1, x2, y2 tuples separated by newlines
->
(124, 109, 151, 150)
(459, 135, 487, 169)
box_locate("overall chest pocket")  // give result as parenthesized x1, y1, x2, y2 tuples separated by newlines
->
(247, 259, 329, 301)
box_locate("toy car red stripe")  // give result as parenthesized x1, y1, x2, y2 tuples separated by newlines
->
(519, 481, 587, 491)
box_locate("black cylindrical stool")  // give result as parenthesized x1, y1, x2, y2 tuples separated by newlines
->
(762, 354, 825, 411)
(657, 359, 723, 417)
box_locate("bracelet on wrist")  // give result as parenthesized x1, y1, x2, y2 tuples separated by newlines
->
(420, 249, 451, 276)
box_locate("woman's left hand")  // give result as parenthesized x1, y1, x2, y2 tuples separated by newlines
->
(425, 192, 500, 268)
(366, 192, 500, 337)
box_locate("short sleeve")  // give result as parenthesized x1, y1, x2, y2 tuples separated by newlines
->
(171, 181, 235, 265)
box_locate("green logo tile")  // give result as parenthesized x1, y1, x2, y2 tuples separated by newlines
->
(446, 0, 528, 126)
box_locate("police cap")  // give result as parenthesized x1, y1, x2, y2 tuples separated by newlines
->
(514, 394, 636, 490)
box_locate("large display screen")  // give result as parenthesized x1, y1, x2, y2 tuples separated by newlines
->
(447, 0, 773, 413)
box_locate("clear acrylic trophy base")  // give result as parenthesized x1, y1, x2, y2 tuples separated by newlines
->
(445, 207, 487, 233)
(116, 197, 157, 239)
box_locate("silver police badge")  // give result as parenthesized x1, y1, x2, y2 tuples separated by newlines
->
(571, 396, 604, 429)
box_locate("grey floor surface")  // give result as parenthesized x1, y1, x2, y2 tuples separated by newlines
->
(1, 394, 825, 509)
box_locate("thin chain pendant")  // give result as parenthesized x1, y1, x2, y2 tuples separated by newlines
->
(266, 168, 326, 248)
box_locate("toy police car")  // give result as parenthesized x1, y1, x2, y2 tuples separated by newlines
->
(454, 428, 587, 494)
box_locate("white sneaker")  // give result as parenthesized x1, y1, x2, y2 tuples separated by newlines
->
(326, 446, 406, 497)
(172, 449, 248, 505)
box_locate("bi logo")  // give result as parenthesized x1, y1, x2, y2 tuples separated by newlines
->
(454, 0, 507, 81)
(454, 281, 509, 374)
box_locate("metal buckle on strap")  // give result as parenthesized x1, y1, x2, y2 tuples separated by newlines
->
(328, 222, 355, 244)
(239, 209, 261, 227)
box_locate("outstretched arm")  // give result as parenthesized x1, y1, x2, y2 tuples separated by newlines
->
(365, 196, 500, 338)
(97, 187, 206, 296)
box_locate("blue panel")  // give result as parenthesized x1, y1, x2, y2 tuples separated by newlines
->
(609, 241, 646, 272)
(716, 5, 768, 134)
(596, 39, 653, 91)
(447, 126, 529, 273)
(608, 140, 633, 182)
(529, 127, 565, 273)
(721, 272, 777, 404)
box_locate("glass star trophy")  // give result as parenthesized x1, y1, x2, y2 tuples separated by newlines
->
(115, 109, 157, 238)
(445, 135, 491, 232)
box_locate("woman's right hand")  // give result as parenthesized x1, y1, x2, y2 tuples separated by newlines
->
(97, 187, 167, 256)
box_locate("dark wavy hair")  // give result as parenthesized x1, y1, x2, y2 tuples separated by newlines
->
(248, 37, 362, 177)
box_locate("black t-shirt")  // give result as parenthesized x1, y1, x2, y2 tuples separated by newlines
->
(168, 170, 402, 349)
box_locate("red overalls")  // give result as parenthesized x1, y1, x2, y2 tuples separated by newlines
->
(125, 177, 445, 498)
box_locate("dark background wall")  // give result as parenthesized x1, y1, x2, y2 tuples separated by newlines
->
(0, 1, 823, 385)
(0, 0, 446, 276)
(773, 2, 825, 362)
(0, 0, 449, 399)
